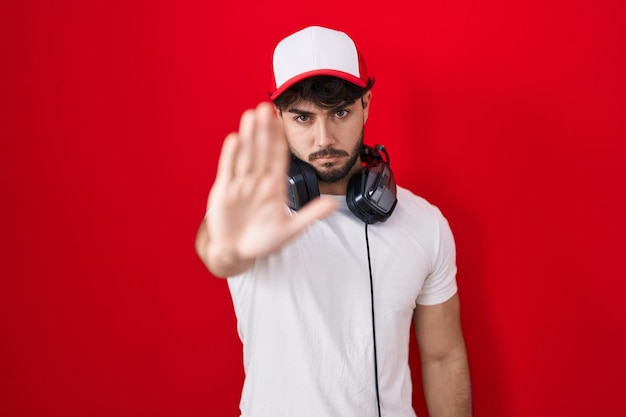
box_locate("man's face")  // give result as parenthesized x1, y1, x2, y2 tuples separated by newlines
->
(277, 92, 372, 191)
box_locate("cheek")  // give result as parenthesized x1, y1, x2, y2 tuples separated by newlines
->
(339, 121, 363, 141)
(283, 129, 307, 158)
(283, 123, 309, 148)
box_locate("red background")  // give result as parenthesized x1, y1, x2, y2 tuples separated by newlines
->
(2, 1, 625, 416)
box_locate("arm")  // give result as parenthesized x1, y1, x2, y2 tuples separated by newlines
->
(413, 293, 472, 417)
(194, 102, 336, 278)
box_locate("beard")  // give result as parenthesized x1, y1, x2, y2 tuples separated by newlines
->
(307, 130, 364, 183)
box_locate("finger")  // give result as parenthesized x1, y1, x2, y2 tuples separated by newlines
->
(236, 108, 256, 175)
(259, 103, 291, 177)
(253, 102, 285, 175)
(215, 133, 240, 184)
(268, 119, 290, 178)
(286, 197, 338, 236)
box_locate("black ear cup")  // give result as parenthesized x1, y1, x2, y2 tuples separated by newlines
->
(287, 157, 320, 211)
(346, 160, 397, 224)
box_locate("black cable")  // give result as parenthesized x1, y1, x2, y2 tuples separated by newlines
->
(365, 223, 382, 417)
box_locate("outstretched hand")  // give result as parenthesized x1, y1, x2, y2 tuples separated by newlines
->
(202, 102, 337, 277)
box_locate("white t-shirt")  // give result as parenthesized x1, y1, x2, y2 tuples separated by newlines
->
(227, 186, 458, 417)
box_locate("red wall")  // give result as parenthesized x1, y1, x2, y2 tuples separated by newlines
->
(2, 1, 625, 416)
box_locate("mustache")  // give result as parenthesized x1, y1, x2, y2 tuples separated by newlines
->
(308, 148, 349, 162)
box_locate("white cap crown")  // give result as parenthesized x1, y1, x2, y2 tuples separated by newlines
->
(271, 26, 369, 99)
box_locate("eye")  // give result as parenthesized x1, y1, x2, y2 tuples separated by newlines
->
(295, 114, 310, 123)
(334, 109, 349, 119)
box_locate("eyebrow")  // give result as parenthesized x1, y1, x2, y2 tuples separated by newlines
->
(286, 108, 315, 117)
(286, 103, 352, 116)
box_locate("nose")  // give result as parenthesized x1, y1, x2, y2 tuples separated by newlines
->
(314, 119, 336, 148)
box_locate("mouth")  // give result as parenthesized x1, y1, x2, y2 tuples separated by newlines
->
(314, 155, 341, 164)
(309, 149, 349, 164)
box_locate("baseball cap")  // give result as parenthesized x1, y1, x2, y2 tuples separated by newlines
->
(270, 26, 370, 100)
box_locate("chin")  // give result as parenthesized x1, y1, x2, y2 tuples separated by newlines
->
(316, 165, 355, 183)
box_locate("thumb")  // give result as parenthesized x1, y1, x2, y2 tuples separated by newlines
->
(288, 196, 338, 236)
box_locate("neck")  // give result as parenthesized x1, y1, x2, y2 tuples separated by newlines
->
(318, 179, 350, 195)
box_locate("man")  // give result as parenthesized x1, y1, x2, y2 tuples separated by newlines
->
(195, 26, 472, 417)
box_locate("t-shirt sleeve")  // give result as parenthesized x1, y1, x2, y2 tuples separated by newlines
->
(416, 206, 458, 305)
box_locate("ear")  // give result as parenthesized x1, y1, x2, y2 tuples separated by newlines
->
(273, 104, 283, 118)
(362, 91, 372, 124)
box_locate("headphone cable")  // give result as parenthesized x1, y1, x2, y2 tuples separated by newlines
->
(365, 223, 382, 417)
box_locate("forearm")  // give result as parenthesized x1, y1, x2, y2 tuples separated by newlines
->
(421, 351, 472, 417)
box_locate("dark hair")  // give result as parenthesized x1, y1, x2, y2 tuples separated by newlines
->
(272, 76, 375, 111)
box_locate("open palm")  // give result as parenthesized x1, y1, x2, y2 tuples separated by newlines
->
(203, 102, 336, 276)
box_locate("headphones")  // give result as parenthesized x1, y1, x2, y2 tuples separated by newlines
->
(287, 144, 397, 224)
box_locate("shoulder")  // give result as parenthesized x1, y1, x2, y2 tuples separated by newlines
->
(387, 186, 455, 260)
(393, 186, 449, 227)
